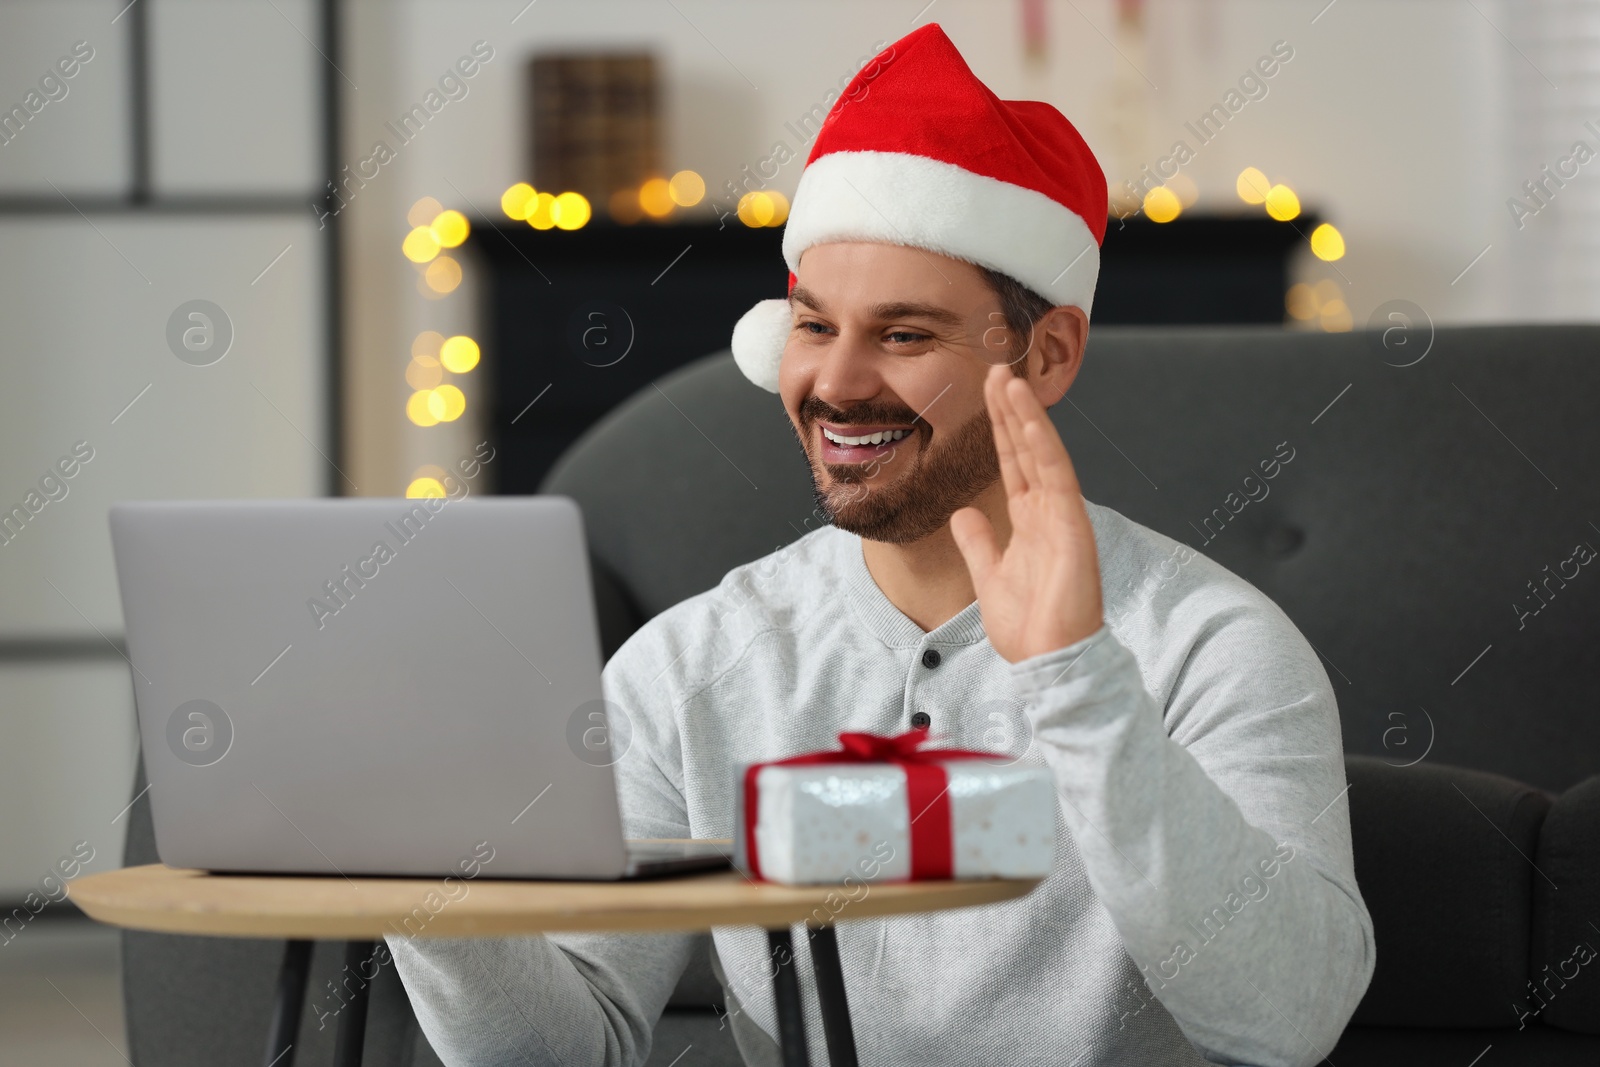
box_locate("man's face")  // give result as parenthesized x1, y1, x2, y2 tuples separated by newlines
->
(779, 241, 1023, 545)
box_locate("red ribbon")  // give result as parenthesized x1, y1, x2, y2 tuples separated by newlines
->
(741, 727, 1001, 881)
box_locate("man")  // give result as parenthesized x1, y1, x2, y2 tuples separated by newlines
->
(388, 23, 1375, 1067)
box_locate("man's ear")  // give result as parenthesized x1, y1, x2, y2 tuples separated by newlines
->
(1032, 305, 1088, 405)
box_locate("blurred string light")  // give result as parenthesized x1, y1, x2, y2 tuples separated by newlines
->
(1236, 167, 1270, 205)
(402, 199, 472, 262)
(1284, 279, 1352, 332)
(428, 383, 467, 421)
(501, 182, 535, 220)
(405, 332, 479, 426)
(406, 477, 447, 498)
(737, 190, 789, 228)
(424, 255, 462, 294)
(439, 335, 480, 373)
(407, 196, 444, 228)
(405, 353, 443, 389)
(1264, 184, 1300, 221)
(407, 389, 440, 426)
(405, 464, 449, 499)
(1309, 222, 1345, 261)
(498, 183, 592, 230)
(1142, 186, 1181, 223)
(403, 225, 441, 263)
(668, 170, 705, 207)
(552, 191, 591, 230)
(431, 209, 469, 247)
(639, 177, 674, 219)
(1165, 172, 1199, 208)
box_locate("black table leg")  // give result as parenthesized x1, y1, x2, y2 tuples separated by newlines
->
(333, 940, 376, 1067)
(264, 939, 313, 1067)
(808, 924, 860, 1067)
(767, 927, 810, 1067)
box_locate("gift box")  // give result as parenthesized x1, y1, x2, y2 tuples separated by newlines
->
(733, 728, 1056, 885)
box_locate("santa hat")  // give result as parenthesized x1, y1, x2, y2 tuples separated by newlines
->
(730, 22, 1108, 392)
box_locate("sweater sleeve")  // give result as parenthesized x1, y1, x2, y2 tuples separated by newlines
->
(1009, 614, 1376, 1067)
(385, 630, 699, 1067)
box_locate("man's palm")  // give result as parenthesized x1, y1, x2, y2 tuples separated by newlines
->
(951, 366, 1104, 664)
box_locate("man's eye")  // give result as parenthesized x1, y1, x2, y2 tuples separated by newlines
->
(885, 331, 930, 344)
(800, 321, 832, 335)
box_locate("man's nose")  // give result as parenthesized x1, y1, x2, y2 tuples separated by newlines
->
(810, 328, 885, 410)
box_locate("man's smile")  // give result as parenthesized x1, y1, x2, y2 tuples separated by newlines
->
(816, 421, 918, 465)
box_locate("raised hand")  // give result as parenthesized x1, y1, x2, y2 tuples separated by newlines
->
(950, 364, 1104, 664)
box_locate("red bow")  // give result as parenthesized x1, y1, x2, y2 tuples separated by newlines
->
(742, 728, 1002, 881)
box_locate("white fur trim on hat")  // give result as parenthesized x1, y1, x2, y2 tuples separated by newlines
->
(782, 150, 1101, 315)
(730, 298, 791, 392)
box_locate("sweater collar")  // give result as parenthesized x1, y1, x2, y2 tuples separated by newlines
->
(834, 527, 990, 649)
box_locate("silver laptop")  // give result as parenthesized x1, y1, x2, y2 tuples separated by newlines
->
(109, 496, 728, 880)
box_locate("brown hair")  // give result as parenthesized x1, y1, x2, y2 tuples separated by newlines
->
(976, 265, 1055, 377)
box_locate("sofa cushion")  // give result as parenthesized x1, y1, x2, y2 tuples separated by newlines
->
(1532, 774, 1600, 1033)
(1347, 755, 1552, 1026)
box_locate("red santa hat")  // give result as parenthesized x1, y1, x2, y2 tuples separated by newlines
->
(730, 23, 1108, 392)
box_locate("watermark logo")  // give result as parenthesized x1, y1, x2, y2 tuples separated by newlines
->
(566, 698, 633, 767)
(566, 301, 634, 367)
(166, 300, 233, 366)
(1365, 299, 1433, 367)
(166, 699, 233, 766)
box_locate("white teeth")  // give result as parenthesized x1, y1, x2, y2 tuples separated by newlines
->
(823, 427, 910, 447)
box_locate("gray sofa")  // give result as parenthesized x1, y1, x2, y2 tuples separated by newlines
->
(118, 324, 1600, 1064)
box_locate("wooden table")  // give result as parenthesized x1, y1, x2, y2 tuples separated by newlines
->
(72, 860, 1040, 1067)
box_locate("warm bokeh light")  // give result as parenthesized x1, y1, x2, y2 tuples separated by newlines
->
(1319, 298, 1353, 332)
(526, 191, 556, 230)
(439, 335, 480, 373)
(609, 186, 644, 224)
(424, 255, 462, 293)
(411, 330, 444, 359)
(402, 226, 441, 263)
(1143, 186, 1181, 223)
(406, 476, 446, 499)
(737, 190, 789, 227)
(427, 383, 467, 422)
(406, 389, 440, 427)
(1285, 283, 1317, 321)
(1313, 279, 1343, 305)
(1310, 223, 1346, 261)
(407, 196, 444, 228)
(639, 177, 674, 218)
(764, 190, 790, 226)
(552, 191, 592, 230)
(501, 182, 535, 220)
(430, 209, 469, 248)
(405, 354, 443, 390)
(1236, 167, 1270, 205)
(669, 170, 706, 207)
(1165, 172, 1199, 208)
(1264, 184, 1301, 221)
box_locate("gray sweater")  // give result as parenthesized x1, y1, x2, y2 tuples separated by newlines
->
(386, 500, 1375, 1066)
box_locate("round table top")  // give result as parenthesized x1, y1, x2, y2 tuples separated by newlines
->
(70, 863, 1042, 940)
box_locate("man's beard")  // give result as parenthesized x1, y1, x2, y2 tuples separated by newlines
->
(797, 401, 1000, 545)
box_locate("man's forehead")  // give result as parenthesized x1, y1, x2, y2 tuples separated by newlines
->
(790, 244, 986, 320)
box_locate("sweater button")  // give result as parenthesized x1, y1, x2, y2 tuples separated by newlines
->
(921, 648, 942, 669)
(910, 710, 932, 729)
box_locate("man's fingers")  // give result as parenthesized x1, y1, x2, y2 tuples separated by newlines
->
(992, 367, 1043, 489)
(987, 367, 1028, 495)
(950, 506, 1001, 588)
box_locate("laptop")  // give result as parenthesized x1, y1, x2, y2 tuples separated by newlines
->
(109, 496, 729, 880)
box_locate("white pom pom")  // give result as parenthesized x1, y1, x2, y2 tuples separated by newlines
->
(730, 298, 791, 393)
